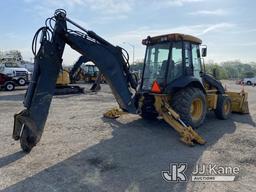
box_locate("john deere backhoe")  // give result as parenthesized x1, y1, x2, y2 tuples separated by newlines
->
(13, 9, 249, 152)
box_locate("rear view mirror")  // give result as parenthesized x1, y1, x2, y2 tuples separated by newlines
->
(201, 45, 207, 57)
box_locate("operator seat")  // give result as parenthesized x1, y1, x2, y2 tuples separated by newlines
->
(167, 60, 175, 82)
(158, 60, 168, 84)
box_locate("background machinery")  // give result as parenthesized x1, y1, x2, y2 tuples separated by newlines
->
(71, 62, 102, 83)
(69, 55, 90, 83)
(67, 55, 103, 91)
(54, 55, 100, 95)
(55, 69, 84, 95)
(13, 9, 249, 152)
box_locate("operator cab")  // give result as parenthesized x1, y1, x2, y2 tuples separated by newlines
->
(140, 33, 207, 93)
(82, 64, 99, 76)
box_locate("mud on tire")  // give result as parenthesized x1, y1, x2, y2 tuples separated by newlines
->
(140, 95, 158, 120)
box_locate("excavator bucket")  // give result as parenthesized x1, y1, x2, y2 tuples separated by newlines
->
(153, 95, 206, 145)
(226, 90, 249, 114)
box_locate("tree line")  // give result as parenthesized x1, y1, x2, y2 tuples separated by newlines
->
(130, 60, 256, 80)
(205, 60, 256, 80)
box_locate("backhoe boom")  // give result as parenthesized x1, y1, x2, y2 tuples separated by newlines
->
(13, 10, 137, 152)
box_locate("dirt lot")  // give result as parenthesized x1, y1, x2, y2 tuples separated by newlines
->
(0, 82, 255, 192)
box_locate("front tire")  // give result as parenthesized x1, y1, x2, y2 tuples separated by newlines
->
(171, 87, 207, 128)
(214, 95, 231, 120)
(140, 110, 158, 120)
(5, 82, 15, 91)
(140, 95, 158, 120)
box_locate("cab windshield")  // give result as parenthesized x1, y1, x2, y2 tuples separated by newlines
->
(142, 42, 170, 90)
(5, 63, 19, 68)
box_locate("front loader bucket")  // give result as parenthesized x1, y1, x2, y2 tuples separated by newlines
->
(226, 91, 249, 114)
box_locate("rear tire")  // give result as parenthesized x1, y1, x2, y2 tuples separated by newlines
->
(5, 82, 15, 91)
(140, 95, 158, 120)
(140, 111, 158, 120)
(18, 78, 26, 86)
(171, 87, 207, 128)
(246, 81, 252, 85)
(214, 95, 231, 120)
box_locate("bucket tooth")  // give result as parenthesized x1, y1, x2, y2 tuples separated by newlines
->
(104, 108, 126, 119)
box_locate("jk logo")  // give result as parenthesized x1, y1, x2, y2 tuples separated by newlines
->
(162, 163, 187, 182)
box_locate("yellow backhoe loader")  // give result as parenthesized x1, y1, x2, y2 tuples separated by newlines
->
(13, 9, 249, 152)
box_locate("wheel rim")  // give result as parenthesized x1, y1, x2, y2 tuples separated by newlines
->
(19, 79, 25, 85)
(223, 101, 231, 115)
(190, 98, 203, 121)
(7, 84, 13, 90)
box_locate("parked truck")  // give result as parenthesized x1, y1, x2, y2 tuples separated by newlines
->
(0, 73, 16, 91)
(242, 77, 256, 86)
(0, 63, 31, 86)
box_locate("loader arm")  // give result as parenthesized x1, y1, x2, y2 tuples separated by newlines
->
(13, 9, 137, 152)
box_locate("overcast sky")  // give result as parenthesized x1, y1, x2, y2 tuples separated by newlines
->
(0, 0, 255, 65)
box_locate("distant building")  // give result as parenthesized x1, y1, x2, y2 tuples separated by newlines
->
(0, 50, 22, 64)
(0, 50, 34, 72)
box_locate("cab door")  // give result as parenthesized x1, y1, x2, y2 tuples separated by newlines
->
(191, 43, 202, 81)
(184, 42, 193, 76)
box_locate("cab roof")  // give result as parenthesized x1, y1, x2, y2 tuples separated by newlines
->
(142, 33, 202, 45)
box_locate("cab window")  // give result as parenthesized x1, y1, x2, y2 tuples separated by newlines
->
(192, 44, 202, 79)
(142, 42, 170, 90)
(167, 42, 183, 82)
(184, 42, 193, 75)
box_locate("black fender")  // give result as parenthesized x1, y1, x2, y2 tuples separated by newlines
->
(165, 76, 206, 94)
(4, 80, 16, 87)
(201, 74, 225, 94)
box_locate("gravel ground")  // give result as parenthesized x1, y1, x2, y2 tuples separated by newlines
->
(0, 82, 255, 192)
